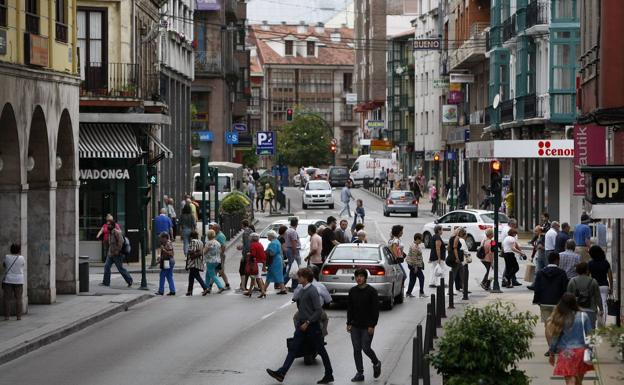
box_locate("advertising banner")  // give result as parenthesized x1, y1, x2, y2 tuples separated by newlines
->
(574, 125, 606, 195)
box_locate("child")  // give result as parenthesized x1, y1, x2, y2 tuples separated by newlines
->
(406, 233, 426, 297)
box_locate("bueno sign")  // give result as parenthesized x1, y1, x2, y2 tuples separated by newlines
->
(413, 39, 441, 50)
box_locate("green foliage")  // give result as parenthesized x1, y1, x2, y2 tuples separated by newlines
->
(241, 147, 259, 168)
(428, 301, 538, 385)
(221, 191, 250, 214)
(190, 104, 198, 120)
(277, 111, 332, 167)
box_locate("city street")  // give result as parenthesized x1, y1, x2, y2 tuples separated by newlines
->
(0, 188, 495, 385)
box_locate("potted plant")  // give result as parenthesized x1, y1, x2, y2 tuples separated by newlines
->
(429, 301, 538, 385)
(120, 84, 136, 98)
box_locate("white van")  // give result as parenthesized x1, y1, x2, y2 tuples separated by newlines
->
(192, 172, 234, 203)
(349, 154, 398, 187)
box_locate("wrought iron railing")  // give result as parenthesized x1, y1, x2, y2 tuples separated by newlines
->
(80, 62, 159, 100)
(526, 1, 549, 29)
(520, 93, 537, 119)
(194, 51, 222, 74)
(501, 99, 514, 122)
(502, 14, 516, 42)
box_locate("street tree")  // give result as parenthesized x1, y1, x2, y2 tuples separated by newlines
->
(277, 112, 332, 166)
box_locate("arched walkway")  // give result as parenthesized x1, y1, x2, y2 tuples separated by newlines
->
(56, 109, 78, 294)
(27, 106, 54, 304)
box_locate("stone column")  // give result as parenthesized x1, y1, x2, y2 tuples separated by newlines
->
(55, 181, 78, 294)
(27, 184, 56, 304)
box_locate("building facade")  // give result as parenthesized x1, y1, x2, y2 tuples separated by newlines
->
(159, 0, 195, 203)
(249, 23, 357, 167)
(77, 0, 173, 263)
(0, 0, 80, 308)
(192, 0, 250, 163)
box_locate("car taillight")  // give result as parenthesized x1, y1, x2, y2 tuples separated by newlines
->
(367, 266, 385, 276)
(387, 199, 394, 204)
(478, 224, 493, 230)
(412, 199, 417, 205)
(321, 264, 349, 275)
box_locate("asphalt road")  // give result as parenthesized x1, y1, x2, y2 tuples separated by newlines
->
(0, 187, 495, 385)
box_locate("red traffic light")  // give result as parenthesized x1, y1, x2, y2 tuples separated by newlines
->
(490, 160, 502, 172)
(286, 108, 294, 121)
(330, 143, 337, 152)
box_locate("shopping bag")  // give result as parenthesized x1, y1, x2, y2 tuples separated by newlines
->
(607, 295, 620, 317)
(524, 263, 535, 283)
(433, 263, 444, 278)
(288, 260, 299, 279)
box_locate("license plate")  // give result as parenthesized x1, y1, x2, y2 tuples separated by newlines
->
(339, 269, 355, 275)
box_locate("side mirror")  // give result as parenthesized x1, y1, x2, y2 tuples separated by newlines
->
(332, 187, 336, 191)
(434, 219, 439, 224)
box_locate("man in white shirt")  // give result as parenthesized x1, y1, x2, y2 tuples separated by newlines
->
(544, 221, 560, 261)
(306, 224, 323, 269)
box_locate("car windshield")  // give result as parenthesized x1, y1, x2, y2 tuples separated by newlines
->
(480, 213, 510, 224)
(390, 191, 414, 200)
(329, 246, 381, 261)
(330, 168, 348, 176)
(306, 181, 330, 190)
(260, 224, 309, 238)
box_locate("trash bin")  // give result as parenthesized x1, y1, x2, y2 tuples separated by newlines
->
(79, 256, 89, 293)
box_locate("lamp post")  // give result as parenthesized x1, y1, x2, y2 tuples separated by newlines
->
(490, 159, 503, 293)
(197, 131, 213, 242)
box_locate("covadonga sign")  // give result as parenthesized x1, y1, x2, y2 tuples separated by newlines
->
(80, 169, 130, 180)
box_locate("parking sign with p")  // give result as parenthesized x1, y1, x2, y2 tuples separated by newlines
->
(256, 131, 275, 155)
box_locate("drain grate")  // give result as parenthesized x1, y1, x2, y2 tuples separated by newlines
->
(199, 369, 242, 375)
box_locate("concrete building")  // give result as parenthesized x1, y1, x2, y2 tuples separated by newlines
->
(77, 0, 172, 263)
(192, 0, 250, 163)
(159, 0, 195, 203)
(353, 0, 413, 153)
(249, 22, 357, 167)
(0, 0, 80, 308)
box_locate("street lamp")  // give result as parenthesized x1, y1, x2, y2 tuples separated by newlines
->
(433, 152, 440, 215)
(490, 159, 503, 293)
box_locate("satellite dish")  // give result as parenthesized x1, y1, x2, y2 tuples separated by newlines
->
(493, 94, 501, 109)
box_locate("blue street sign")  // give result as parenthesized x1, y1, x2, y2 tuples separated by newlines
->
(196, 131, 214, 142)
(225, 131, 239, 145)
(445, 150, 457, 161)
(232, 123, 247, 132)
(256, 131, 275, 150)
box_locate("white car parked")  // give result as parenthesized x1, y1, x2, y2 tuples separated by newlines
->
(422, 209, 511, 251)
(258, 218, 327, 257)
(301, 180, 335, 209)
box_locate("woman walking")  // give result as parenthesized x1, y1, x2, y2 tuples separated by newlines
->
(156, 232, 176, 296)
(256, 182, 265, 212)
(96, 213, 120, 257)
(480, 228, 494, 290)
(178, 204, 196, 256)
(265, 230, 287, 295)
(264, 183, 275, 212)
(587, 245, 613, 327)
(502, 228, 526, 288)
(547, 293, 594, 385)
(2, 244, 25, 320)
(203, 230, 226, 294)
(185, 231, 209, 296)
(388, 225, 407, 283)
(406, 233, 426, 297)
(245, 233, 267, 298)
(351, 199, 365, 232)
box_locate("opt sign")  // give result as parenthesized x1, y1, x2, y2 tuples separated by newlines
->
(256, 131, 275, 155)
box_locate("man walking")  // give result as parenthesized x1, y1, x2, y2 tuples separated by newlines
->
(306, 224, 323, 270)
(154, 208, 174, 241)
(555, 222, 570, 253)
(544, 221, 559, 262)
(101, 221, 133, 287)
(347, 268, 381, 382)
(339, 180, 354, 217)
(321, 216, 340, 262)
(532, 252, 568, 346)
(284, 217, 301, 290)
(335, 219, 351, 244)
(574, 213, 592, 262)
(267, 268, 334, 384)
(559, 239, 581, 279)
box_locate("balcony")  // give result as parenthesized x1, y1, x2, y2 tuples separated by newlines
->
(339, 139, 356, 158)
(80, 62, 158, 100)
(195, 51, 222, 75)
(340, 108, 358, 125)
(501, 99, 514, 123)
(526, 1, 549, 33)
(502, 14, 517, 43)
(450, 22, 489, 70)
(518, 93, 537, 119)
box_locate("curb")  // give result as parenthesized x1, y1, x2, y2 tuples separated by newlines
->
(0, 293, 154, 366)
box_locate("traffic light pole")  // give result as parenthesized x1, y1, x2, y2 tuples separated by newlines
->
(136, 164, 149, 290)
(201, 156, 208, 243)
(490, 160, 503, 293)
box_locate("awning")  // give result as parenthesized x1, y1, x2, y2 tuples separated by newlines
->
(79, 123, 143, 159)
(143, 129, 174, 159)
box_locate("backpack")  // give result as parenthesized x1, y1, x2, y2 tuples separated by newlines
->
(121, 236, 131, 257)
(575, 279, 593, 309)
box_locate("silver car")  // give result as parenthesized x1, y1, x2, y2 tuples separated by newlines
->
(319, 243, 405, 310)
(383, 190, 418, 217)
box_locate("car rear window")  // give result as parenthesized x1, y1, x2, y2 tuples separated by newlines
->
(329, 246, 381, 261)
(389, 191, 414, 200)
(480, 213, 510, 224)
(330, 168, 348, 176)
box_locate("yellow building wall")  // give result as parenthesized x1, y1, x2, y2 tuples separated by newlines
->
(78, 1, 132, 65)
(0, 0, 78, 75)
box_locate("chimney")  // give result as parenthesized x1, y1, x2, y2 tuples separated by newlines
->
(315, 22, 325, 34)
(281, 21, 287, 26)
(297, 20, 307, 34)
(261, 20, 270, 31)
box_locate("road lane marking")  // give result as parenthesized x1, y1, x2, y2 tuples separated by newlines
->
(280, 301, 293, 309)
(261, 311, 276, 320)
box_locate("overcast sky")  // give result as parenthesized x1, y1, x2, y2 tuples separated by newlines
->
(247, 0, 350, 25)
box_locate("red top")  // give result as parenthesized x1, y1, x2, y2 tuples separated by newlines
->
(101, 223, 120, 242)
(249, 241, 266, 264)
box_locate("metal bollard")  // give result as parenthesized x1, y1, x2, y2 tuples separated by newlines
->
(438, 278, 446, 318)
(448, 271, 455, 309)
(430, 294, 438, 338)
(436, 286, 443, 327)
(424, 309, 432, 353)
(462, 264, 469, 300)
(412, 326, 423, 383)
(422, 350, 430, 385)
(287, 199, 290, 214)
(426, 303, 434, 350)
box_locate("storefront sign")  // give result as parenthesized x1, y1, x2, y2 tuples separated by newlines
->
(80, 169, 130, 180)
(448, 90, 464, 104)
(450, 73, 475, 83)
(581, 166, 624, 218)
(196, 0, 220, 11)
(442, 105, 458, 125)
(433, 78, 449, 89)
(365, 120, 385, 139)
(466, 140, 575, 158)
(573, 124, 606, 196)
(449, 83, 461, 92)
(25, 34, 49, 67)
(413, 39, 441, 50)
(370, 139, 393, 159)
(345, 93, 358, 105)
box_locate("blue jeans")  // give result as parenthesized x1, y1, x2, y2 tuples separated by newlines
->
(532, 251, 546, 282)
(182, 228, 192, 255)
(205, 262, 224, 290)
(103, 254, 133, 286)
(340, 201, 352, 217)
(278, 322, 333, 377)
(283, 249, 300, 290)
(158, 260, 176, 294)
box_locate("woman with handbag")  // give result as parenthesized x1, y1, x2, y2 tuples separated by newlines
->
(203, 230, 226, 294)
(351, 199, 365, 232)
(265, 230, 287, 295)
(3, 244, 25, 320)
(185, 231, 209, 296)
(178, 203, 196, 256)
(156, 232, 176, 296)
(502, 228, 527, 289)
(245, 232, 267, 298)
(388, 225, 407, 283)
(547, 293, 594, 384)
(587, 245, 613, 326)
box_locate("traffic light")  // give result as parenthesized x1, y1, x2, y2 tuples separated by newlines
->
(330, 142, 336, 152)
(148, 165, 157, 185)
(433, 152, 440, 162)
(286, 108, 293, 121)
(490, 160, 502, 207)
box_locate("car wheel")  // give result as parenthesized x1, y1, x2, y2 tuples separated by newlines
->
(329, 204, 334, 209)
(466, 235, 476, 251)
(423, 232, 432, 249)
(395, 282, 404, 304)
(410, 212, 418, 217)
(302, 202, 308, 209)
(383, 210, 389, 217)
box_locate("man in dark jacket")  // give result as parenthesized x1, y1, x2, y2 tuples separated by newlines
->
(347, 268, 381, 382)
(532, 252, 568, 350)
